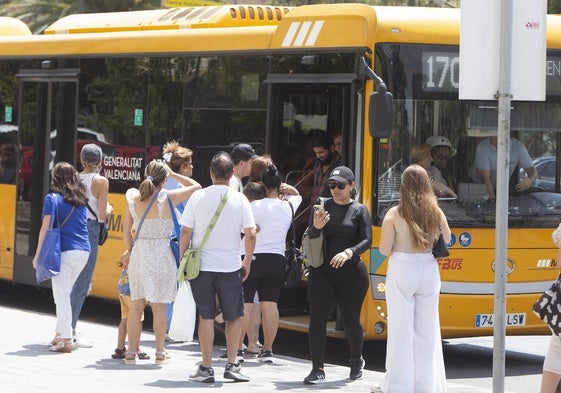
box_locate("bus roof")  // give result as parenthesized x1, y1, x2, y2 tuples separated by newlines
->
(44, 5, 293, 34)
(1, 5, 561, 59)
(0, 4, 375, 58)
(0, 17, 31, 36)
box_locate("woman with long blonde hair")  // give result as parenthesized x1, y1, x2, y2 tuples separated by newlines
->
(377, 164, 451, 393)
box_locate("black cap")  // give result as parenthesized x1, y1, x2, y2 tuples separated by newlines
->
(328, 166, 354, 183)
(231, 143, 257, 161)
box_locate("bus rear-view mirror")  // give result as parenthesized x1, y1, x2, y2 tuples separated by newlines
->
(369, 90, 393, 138)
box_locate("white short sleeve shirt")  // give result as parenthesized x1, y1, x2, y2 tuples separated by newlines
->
(180, 184, 255, 272)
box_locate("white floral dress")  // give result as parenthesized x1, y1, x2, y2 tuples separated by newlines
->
(126, 189, 177, 303)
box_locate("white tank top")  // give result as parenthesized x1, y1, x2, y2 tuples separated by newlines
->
(80, 172, 99, 221)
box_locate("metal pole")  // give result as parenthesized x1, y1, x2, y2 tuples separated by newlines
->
(493, 0, 512, 391)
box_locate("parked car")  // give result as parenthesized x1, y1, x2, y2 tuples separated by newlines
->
(532, 156, 556, 192)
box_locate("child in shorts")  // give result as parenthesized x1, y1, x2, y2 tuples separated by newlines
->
(111, 267, 149, 360)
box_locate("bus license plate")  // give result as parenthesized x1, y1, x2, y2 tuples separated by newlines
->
(475, 313, 526, 328)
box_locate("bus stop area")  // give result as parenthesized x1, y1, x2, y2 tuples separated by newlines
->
(0, 304, 494, 393)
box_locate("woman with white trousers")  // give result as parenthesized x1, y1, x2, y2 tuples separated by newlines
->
(377, 164, 451, 393)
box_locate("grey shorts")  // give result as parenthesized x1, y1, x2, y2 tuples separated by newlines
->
(190, 270, 244, 321)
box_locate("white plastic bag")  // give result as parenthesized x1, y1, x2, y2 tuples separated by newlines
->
(168, 280, 196, 342)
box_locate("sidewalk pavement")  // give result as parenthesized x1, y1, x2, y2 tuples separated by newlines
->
(0, 304, 487, 393)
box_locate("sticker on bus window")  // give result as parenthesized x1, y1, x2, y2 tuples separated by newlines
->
(475, 313, 526, 328)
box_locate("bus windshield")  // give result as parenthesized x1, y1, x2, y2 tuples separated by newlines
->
(374, 43, 561, 229)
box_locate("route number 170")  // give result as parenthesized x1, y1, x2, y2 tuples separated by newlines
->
(423, 52, 460, 92)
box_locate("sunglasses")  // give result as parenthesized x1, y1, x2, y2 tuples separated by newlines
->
(327, 181, 348, 190)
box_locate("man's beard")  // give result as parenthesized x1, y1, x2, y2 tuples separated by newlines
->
(318, 152, 333, 166)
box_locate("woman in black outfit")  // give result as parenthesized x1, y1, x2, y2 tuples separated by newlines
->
(303, 166, 372, 384)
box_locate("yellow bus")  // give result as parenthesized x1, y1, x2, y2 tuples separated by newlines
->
(0, 4, 558, 340)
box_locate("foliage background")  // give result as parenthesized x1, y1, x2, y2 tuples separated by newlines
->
(0, 1, 443, 34)
(2, 0, 561, 34)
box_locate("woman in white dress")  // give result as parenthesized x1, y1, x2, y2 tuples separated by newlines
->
(120, 160, 200, 364)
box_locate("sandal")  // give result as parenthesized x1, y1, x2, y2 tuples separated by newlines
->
(111, 347, 126, 359)
(49, 338, 73, 353)
(155, 350, 170, 365)
(124, 351, 137, 365)
(48, 333, 61, 347)
(137, 350, 150, 360)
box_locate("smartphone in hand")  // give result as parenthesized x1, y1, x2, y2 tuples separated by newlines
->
(313, 204, 325, 214)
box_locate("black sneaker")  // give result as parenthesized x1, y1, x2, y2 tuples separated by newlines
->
(257, 350, 274, 363)
(303, 368, 326, 384)
(224, 362, 250, 382)
(349, 357, 365, 380)
(218, 349, 244, 363)
(189, 365, 215, 383)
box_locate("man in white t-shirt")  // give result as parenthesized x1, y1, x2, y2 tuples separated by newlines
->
(180, 151, 256, 383)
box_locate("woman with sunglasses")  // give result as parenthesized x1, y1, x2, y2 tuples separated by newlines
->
(302, 166, 372, 384)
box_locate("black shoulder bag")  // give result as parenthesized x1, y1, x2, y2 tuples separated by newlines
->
(432, 229, 449, 259)
(85, 203, 109, 246)
(284, 200, 304, 288)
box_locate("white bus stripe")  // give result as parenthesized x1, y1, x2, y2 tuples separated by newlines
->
(305, 20, 324, 46)
(282, 22, 300, 47)
(294, 21, 312, 46)
(441, 280, 553, 295)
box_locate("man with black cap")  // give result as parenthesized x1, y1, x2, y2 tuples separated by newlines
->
(230, 143, 258, 192)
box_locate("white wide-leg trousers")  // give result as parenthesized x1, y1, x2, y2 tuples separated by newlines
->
(381, 251, 447, 393)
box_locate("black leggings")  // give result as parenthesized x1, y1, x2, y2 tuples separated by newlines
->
(307, 260, 369, 368)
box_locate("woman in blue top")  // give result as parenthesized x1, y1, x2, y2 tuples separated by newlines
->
(33, 162, 91, 353)
(162, 141, 196, 342)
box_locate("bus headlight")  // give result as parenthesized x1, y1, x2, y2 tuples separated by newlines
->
(374, 322, 385, 335)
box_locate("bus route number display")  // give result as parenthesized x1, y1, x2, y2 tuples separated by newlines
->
(422, 52, 460, 93)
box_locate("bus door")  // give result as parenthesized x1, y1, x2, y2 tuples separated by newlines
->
(265, 74, 357, 328)
(265, 74, 356, 225)
(13, 68, 79, 285)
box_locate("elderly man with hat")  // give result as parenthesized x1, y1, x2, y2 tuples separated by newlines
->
(229, 143, 258, 192)
(425, 135, 456, 190)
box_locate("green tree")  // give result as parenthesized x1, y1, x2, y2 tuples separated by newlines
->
(0, 0, 161, 34)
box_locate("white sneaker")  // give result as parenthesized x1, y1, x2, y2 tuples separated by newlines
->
(72, 332, 93, 348)
(371, 383, 384, 393)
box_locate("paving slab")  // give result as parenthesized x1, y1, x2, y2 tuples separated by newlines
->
(0, 305, 491, 392)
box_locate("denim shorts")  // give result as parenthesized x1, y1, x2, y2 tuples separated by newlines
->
(190, 270, 244, 321)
